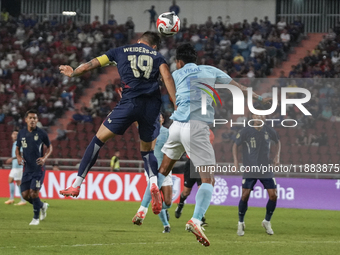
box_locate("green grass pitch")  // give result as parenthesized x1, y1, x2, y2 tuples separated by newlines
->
(1, 198, 339, 255)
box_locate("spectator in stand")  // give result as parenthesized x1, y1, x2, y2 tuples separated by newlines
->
(252, 30, 263, 43)
(108, 14, 117, 26)
(1, 8, 9, 22)
(72, 109, 84, 122)
(110, 151, 120, 172)
(92, 16, 101, 29)
(320, 105, 332, 121)
(125, 17, 135, 42)
(56, 123, 74, 141)
(277, 17, 287, 30)
(250, 43, 265, 58)
(326, 28, 336, 41)
(295, 130, 308, 146)
(169, 0, 180, 15)
(0, 109, 5, 123)
(224, 15, 232, 27)
(144, 6, 157, 30)
(16, 55, 27, 70)
(205, 16, 213, 29)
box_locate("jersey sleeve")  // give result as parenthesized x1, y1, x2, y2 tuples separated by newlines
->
(234, 128, 246, 146)
(97, 48, 119, 67)
(214, 67, 233, 84)
(16, 132, 22, 149)
(42, 130, 51, 147)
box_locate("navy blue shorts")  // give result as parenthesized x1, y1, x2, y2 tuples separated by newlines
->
(242, 178, 277, 190)
(21, 170, 46, 192)
(103, 95, 161, 142)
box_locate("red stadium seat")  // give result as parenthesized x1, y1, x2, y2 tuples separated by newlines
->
(320, 155, 330, 164)
(319, 146, 328, 155)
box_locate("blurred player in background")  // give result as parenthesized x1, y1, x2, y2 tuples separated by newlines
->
(233, 114, 280, 236)
(174, 129, 215, 227)
(16, 109, 52, 225)
(157, 43, 268, 246)
(59, 32, 176, 216)
(132, 114, 172, 233)
(4, 130, 26, 206)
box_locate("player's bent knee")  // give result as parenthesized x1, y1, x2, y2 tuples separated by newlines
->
(269, 194, 277, 201)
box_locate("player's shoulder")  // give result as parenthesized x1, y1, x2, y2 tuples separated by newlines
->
(264, 124, 278, 135)
(36, 127, 48, 136)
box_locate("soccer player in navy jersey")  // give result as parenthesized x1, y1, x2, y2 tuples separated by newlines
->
(16, 109, 52, 225)
(59, 32, 176, 215)
(233, 115, 281, 236)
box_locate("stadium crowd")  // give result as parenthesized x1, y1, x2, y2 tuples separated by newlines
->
(0, 13, 135, 129)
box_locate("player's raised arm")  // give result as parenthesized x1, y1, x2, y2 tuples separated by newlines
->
(229, 79, 271, 105)
(159, 63, 177, 108)
(59, 58, 101, 78)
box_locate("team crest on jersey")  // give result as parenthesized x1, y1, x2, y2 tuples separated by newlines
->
(34, 134, 39, 141)
(236, 133, 240, 139)
(264, 132, 269, 140)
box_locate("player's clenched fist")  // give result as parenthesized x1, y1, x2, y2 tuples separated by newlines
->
(59, 65, 74, 77)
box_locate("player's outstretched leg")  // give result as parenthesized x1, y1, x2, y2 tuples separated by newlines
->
(5, 181, 15, 205)
(186, 182, 213, 247)
(40, 202, 49, 221)
(60, 136, 105, 197)
(141, 149, 162, 215)
(159, 209, 170, 233)
(237, 198, 248, 236)
(132, 182, 151, 225)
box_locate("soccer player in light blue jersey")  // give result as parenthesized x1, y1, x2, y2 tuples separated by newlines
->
(4, 130, 26, 206)
(157, 43, 269, 246)
(132, 114, 173, 233)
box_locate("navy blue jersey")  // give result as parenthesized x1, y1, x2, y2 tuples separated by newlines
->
(104, 43, 166, 100)
(17, 127, 51, 173)
(234, 125, 279, 177)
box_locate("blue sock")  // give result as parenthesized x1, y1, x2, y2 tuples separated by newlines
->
(265, 199, 276, 221)
(32, 197, 43, 219)
(18, 186, 25, 202)
(141, 151, 158, 178)
(193, 183, 213, 220)
(78, 136, 104, 178)
(238, 199, 248, 222)
(141, 182, 151, 208)
(9, 182, 15, 200)
(162, 201, 172, 209)
(157, 173, 166, 189)
(158, 209, 169, 226)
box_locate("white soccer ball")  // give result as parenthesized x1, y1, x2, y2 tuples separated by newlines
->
(156, 12, 180, 37)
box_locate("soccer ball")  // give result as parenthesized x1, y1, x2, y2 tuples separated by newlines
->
(156, 12, 180, 37)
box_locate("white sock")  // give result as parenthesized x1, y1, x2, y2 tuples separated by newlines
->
(149, 176, 157, 188)
(72, 176, 84, 188)
(191, 217, 201, 226)
(138, 206, 148, 214)
(164, 224, 170, 228)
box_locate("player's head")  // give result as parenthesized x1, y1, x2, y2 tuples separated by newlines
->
(25, 109, 38, 129)
(175, 43, 197, 69)
(139, 31, 161, 50)
(11, 129, 19, 142)
(252, 114, 266, 127)
(115, 151, 120, 157)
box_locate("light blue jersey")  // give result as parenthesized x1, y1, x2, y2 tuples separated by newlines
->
(171, 63, 232, 123)
(154, 126, 169, 167)
(12, 141, 23, 169)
